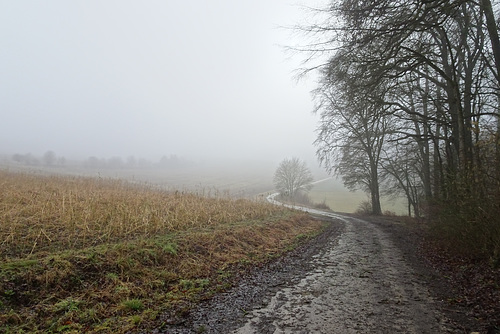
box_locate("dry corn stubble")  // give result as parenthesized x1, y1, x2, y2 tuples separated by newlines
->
(0, 170, 287, 259)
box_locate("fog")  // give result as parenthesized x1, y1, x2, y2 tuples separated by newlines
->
(0, 1, 322, 169)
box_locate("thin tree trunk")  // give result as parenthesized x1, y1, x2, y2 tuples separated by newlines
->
(481, 0, 500, 88)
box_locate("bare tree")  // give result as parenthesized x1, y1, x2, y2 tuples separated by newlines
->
(273, 157, 314, 198)
(298, 0, 500, 259)
(42, 150, 57, 166)
(314, 71, 390, 215)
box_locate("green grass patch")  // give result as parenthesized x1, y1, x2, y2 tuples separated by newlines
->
(308, 178, 406, 214)
(122, 299, 144, 311)
(0, 259, 39, 270)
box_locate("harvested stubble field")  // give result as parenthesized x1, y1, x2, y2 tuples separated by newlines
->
(0, 170, 324, 333)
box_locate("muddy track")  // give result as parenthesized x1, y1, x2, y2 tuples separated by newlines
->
(154, 213, 465, 333)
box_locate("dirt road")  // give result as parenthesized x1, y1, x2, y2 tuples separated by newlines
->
(233, 213, 453, 333)
(157, 211, 464, 333)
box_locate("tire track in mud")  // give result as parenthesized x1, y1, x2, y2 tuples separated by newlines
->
(233, 213, 454, 334)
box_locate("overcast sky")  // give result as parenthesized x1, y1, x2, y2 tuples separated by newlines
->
(0, 1, 324, 166)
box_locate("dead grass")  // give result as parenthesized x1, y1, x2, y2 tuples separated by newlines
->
(0, 170, 285, 259)
(0, 170, 324, 333)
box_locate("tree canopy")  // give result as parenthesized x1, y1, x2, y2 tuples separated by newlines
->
(303, 0, 500, 259)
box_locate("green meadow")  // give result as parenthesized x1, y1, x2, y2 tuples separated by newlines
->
(308, 178, 407, 215)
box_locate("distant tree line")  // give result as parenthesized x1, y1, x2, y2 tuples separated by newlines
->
(84, 154, 192, 169)
(12, 151, 65, 166)
(302, 0, 500, 261)
(9, 151, 192, 170)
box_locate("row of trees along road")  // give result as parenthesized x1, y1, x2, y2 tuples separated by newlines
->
(303, 0, 500, 262)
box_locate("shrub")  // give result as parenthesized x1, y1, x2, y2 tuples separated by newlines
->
(431, 194, 500, 266)
(314, 200, 331, 211)
(356, 201, 372, 215)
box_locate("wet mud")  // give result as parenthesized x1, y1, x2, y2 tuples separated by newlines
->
(155, 213, 464, 334)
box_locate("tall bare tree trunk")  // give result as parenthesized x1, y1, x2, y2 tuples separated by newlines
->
(370, 163, 382, 215)
(481, 0, 500, 88)
(421, 74, 433, 200)
(481, 0, 500, 196)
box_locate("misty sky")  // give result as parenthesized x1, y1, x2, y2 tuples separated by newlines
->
(0, 1, 322, 165)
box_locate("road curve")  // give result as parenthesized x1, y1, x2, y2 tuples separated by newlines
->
(230, 194, 454, 333)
